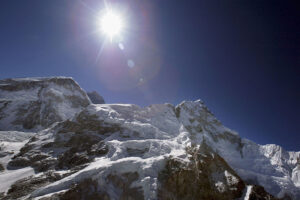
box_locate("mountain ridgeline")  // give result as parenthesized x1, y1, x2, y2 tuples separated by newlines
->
(0, 77, 299, 200)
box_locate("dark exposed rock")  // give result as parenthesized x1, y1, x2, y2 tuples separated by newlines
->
(87, 91, 105, 104)
(87, 142, 109, 156)
(249, 185, 279, 200)
(0, 163, 4, 171)
(106, 172, 144, 200)
(57, 151, 90, 170)
(56, 110, 121, 135)
(2, 172, 63, 200)
(158, 144, 245, 200)
(39, 172, 143, 200)
(0, 100, 11, 121)
(7, 143, 36, 169)
(32, 158, 58, 172)
(7, 108, 116, 172)
(7, 157, 31, 169)
(175, 106, 181, 118)
(9, 133, 109, 172)
(12, 101, 43, 129)
(16, 143, 35, 157)
(56, 135, 108, 169)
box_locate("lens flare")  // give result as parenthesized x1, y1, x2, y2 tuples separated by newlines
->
(99, 10, 123, 41)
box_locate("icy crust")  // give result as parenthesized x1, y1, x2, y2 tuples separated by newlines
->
(0, 77, 91, 131)
(0, 131, 34, 168)
(26, 101, 299, 199)
(0, 131, 35, 194)
(234, 141, 300, 199)
(292, 165, 300, 187)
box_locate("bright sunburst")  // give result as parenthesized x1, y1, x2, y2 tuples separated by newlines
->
(99, 10, 123, 41)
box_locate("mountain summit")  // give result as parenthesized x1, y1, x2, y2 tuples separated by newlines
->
(0, 77, 299, 200)
(0, 77, 91, 131)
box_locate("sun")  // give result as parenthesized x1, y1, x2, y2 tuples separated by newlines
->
(99, 10, 123, 41)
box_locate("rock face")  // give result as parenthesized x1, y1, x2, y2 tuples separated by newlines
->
(0, 77, 91, 131)
(87, 91, 105, 104)
(0, 77, 299, 200)
(158, 143, 246, 200)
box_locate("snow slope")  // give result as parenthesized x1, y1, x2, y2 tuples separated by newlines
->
(0, 131, 35, 194)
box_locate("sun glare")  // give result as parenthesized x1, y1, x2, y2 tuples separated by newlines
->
(100, 10, 123, 41)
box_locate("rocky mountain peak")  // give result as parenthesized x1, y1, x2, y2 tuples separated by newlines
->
(0, 77, 91, 131)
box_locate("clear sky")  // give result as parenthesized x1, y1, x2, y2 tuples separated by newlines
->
(0, 0, 299, 150)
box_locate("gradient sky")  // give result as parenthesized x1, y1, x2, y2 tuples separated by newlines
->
(0, 0, 299, 150)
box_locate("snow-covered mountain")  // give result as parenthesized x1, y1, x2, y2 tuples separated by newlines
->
(0, 77, 299, 200)
(0, 77, 91, 131)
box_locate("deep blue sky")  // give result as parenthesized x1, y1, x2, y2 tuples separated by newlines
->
(0, 0, 299, 150)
